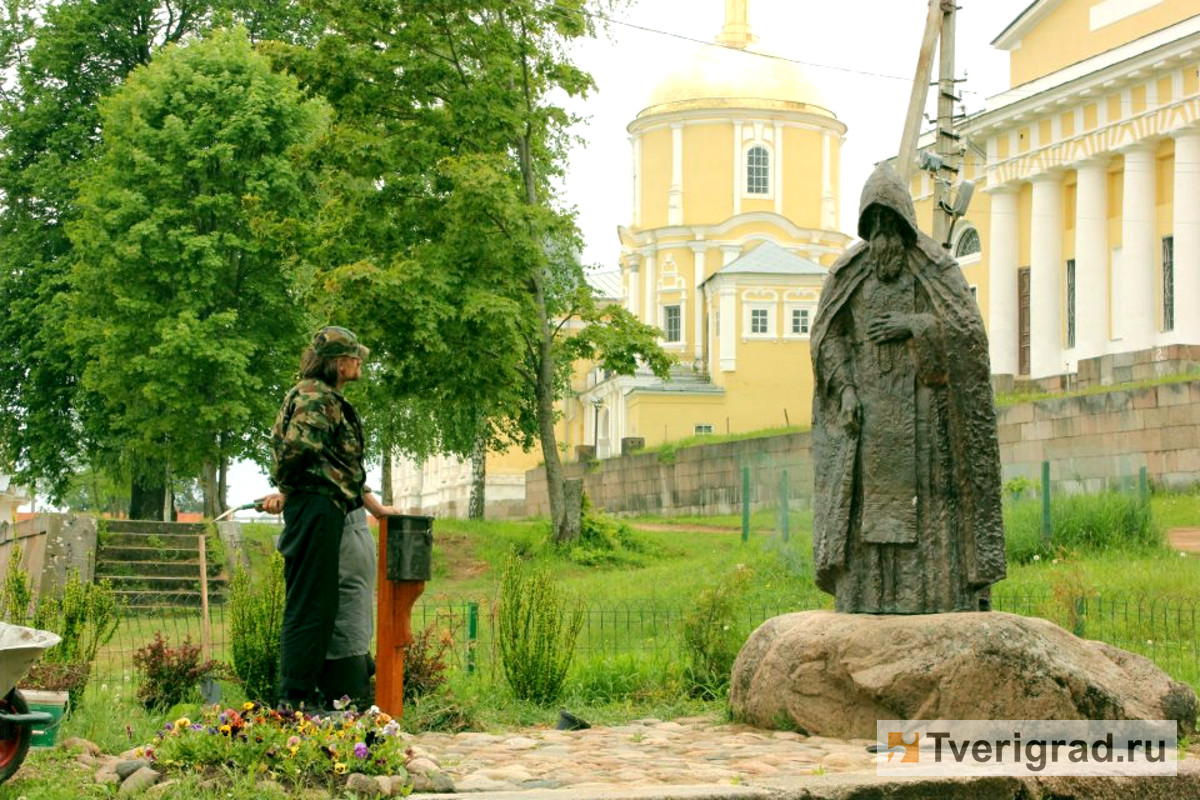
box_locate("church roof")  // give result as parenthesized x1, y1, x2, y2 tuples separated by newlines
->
(707, 241, 827, 281)
(586, 269, 623, 301)
(636, 3, 833, 121)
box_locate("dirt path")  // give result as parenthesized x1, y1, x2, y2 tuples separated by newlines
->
(1167, 527, 1200, 553)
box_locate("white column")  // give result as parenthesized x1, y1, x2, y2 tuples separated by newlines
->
(774, 121, 785, 215)
(732, 120, 743, 215)
(821, 130, 836, 230)
(692, 246, 706, 360)
(1030, 172, 1064, 379)
(1119, 143, 1157, 352)
(987, 186, 1020, 375)
(642, 249, 657, 327)
(719, 287, 737, 372)
(627, 260, 640, 318)
(631, 135, 641, 229)
(1172, 128, 1200, 344)
(668, 124, 683, 226)
(1073, 158, 1110, 362)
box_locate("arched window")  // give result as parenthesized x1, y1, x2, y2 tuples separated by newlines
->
(955, 226, 981, 259)
(746, 145, 770, 195)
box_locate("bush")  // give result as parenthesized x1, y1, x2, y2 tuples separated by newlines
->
(1005, 491, 1162, 564)
(402, 622, 454, 702)
(28, 571, 118, 707)
(497, 554, 584, 704)
(564, 495, 654, 567)
(681, 565, 750, 699)
(0, 545, 32, 625)
(133, 632, 226, 709)
(229, 553, 285, 703)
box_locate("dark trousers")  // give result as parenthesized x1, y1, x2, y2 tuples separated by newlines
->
(278, 492, 343, 702)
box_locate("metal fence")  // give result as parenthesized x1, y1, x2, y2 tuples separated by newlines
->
(95, 592, 1200, 688)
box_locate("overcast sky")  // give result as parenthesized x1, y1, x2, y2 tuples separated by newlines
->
(161, 1, 1032, 514)
(563, 0, 1024, 267)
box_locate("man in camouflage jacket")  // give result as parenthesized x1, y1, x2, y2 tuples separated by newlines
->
(264, 326, 370, 707)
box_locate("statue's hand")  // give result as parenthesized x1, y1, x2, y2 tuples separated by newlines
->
(838, 386, 860, 435)
(867, 312, 912, 343)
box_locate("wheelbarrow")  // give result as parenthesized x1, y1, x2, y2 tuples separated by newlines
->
(0, 624, 61, 783)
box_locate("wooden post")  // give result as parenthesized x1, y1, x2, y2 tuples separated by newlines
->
(375, 516, 426, 717)
(198, 533, 211, 659)
(896, 0, 944, 183)
(932, 0, 958, 247)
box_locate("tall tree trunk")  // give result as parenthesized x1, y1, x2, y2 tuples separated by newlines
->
(218, 457, 229, 515)
(130, 462, 167, 520)
(201, 460, 219, 519)
(380, 432, 394, 506)
(468, 415, 487, 520)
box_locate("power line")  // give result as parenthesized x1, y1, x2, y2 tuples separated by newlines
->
(578, 6, 915, 84)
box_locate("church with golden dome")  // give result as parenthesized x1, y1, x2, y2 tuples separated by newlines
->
(575, 0, 850, 457)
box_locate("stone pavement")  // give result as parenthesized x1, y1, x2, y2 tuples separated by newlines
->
(404, 716, 1200, 800)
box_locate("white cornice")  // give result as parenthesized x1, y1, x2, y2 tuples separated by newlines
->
(993, 0, 1062, 50)
(619, 211, 851, 250)
(629, 108, 846, 137)
(977, 17, 1200, 126)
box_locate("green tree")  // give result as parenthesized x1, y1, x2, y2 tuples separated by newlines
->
(277, 0, 670, 537)
(0, 0, 318, 511)
(67, 27, 328, 518)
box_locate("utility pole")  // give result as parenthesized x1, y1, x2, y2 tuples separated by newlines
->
(932, 1, 960, 248)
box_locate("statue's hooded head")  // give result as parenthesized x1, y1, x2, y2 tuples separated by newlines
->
(857, 163, 918, 280)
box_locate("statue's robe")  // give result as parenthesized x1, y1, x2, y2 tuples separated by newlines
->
(810, 166, 1005, 614)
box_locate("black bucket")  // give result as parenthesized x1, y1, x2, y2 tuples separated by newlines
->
(385, 514, 434, 582)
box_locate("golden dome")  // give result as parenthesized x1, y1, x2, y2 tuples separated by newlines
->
(637, 43, 834, 120)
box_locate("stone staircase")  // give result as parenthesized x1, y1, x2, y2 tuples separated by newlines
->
(95, 520, 226, 612)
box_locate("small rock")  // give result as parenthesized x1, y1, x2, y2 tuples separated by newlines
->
(117, 766, 162, 796)
(76, 753, 98, 768)
(144, 779, 179, 798)
(410, 770, 454, 793)
(502, 736, 538, 750)
(406, 757, 439, 776)
(405, 745, 438, 764)
(62, 737, 102, 756)
(374, 776, 393, 796)
(94, 768, 120, 785)
(345, 772, 382, 797)
(455, 773, 515, 793)
(116, 759, 151, 781)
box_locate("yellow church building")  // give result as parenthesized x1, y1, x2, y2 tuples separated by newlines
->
(575, 0, 850, 457)
(905, 0, 1200, 385)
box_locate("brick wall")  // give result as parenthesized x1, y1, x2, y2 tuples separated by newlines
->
(525, 381, 1200, 516)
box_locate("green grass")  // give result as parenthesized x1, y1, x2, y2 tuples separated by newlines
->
(995, 371, 1199, 407)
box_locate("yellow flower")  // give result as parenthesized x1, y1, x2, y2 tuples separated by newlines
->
(173, 717, 190, 730)
(219, 724, 232, 735)
(243, 702, 255, 711)
(334, 762, 348, 775)
(288, 746, 299, 756)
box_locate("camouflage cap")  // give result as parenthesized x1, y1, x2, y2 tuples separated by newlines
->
(312, 326, 370, 360)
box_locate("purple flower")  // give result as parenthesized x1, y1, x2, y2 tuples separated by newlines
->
(354, 742, 369, 759)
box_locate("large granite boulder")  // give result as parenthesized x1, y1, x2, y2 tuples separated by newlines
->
(730, 610, 1196, 740)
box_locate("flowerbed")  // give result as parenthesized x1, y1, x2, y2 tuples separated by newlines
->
(136, 701, 411, 788)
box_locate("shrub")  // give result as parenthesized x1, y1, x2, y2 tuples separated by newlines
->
(28, 570, 119, 707)
(133, 632, 226, 709)
(568, 654, 680, 705)
(681, 565, 750, 699)
(564, 495, 653, 567)
(0, 545, 32, 625)
(402, 622, 454, 702)
(229, 553, 285, 703)
(497, 554, 584, 704)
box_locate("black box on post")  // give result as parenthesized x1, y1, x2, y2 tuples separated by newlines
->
(385, 514, 434, 582)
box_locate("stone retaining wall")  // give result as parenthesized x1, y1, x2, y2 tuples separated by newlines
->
(525, 380, 1200, 516)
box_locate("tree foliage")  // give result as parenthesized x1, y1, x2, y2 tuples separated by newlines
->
(66, 27, 326, 509)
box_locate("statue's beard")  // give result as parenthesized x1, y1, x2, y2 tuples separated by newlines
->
(869, 230, 906, 282)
